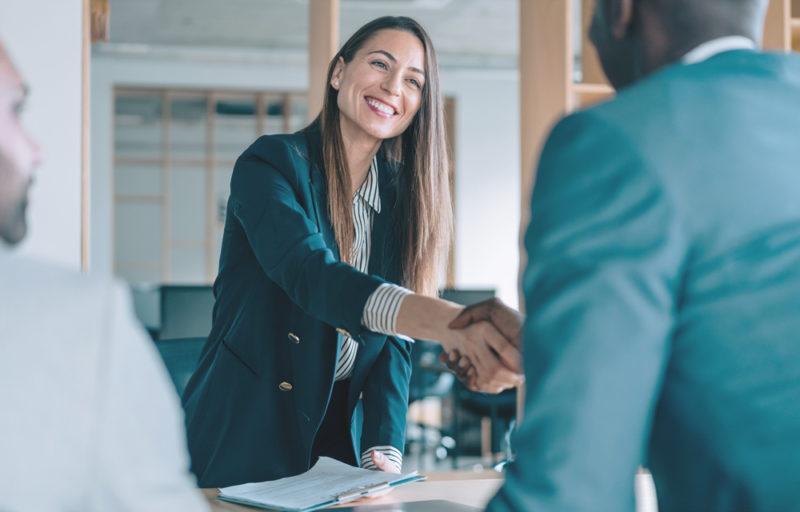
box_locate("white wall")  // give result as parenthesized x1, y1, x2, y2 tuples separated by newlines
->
(92, 49, 521, 306)
(443, 69, 520, 306)
(0, 1, 84, 269)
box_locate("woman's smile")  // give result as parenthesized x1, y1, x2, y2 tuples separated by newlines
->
(365, 96, 398, 118)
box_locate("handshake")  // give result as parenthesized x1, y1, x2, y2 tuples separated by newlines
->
(439, 298, 525, 394)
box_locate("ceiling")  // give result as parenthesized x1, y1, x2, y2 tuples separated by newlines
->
(107, 0, 520, 67)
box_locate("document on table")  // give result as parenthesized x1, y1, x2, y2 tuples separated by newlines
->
(217, 456, 425, 511)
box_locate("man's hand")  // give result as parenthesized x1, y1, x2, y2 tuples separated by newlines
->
(449, 298, 523, 347)
(392, 294, 523, 393)
(442, 299, 525, 392)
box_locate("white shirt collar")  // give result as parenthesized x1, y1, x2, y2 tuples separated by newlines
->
(353, 156, 381, 214)
(681, 36, 757, 65)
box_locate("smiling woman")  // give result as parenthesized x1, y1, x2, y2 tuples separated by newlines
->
(182, 16, 522, 489)
(320, 18, 448, 296)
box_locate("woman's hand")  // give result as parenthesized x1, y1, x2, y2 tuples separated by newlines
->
(355, 450, 398, 502)
(367, 450, 401, 474)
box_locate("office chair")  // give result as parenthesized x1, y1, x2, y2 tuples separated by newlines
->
(406, 340, 456, 469)
(158, 285, 215, 340)
(154, 337, 206, 397)
(130, 284, 160, 340)
(453, 385, 516, 469)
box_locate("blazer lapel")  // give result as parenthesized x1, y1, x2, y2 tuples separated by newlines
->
(305, 127, 341, 262)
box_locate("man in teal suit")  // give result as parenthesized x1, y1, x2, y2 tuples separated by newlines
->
(449, 0, 800, 510)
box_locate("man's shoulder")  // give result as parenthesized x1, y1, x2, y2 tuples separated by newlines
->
(582, 50, 800, 129)
(2, 253, 114, 296)
(0, 255, 130, 388)
(0, 253, 123, 332)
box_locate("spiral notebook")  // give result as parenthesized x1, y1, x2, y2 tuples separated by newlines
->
(217, 457, 425, 511)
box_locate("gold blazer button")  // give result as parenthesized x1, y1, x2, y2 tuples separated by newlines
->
(288, 332, 300, 344)
(279, 381, 293, 391)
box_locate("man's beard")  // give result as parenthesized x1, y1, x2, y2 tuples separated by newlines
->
(0, 181, 31, 246)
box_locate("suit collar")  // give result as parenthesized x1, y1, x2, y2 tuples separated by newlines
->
(681, 36, 757, 65)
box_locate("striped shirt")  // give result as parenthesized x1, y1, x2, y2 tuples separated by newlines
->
(335, 155, 411, 473)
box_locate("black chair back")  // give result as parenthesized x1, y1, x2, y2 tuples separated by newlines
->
(155, 337, 206, 396)
(159, 285, 214, 340)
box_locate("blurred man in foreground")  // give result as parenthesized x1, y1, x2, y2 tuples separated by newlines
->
(0, 41, 209, 511)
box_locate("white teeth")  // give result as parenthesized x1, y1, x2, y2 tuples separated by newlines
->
(366, 97, 395, 115)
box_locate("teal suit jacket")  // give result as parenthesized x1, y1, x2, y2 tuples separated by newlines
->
(489, 50, 800, 512)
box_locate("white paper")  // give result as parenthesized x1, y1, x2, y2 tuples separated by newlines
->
(219, 457, 421, 511)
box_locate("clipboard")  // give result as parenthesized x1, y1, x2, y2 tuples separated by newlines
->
(217, 457, 426, 511)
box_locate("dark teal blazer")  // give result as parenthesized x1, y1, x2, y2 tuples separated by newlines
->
(182, 124, 412, 488)
(490, 50, 800, 512)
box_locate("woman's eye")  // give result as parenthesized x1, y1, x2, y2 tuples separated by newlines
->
(407, 79, 421, 89)
(371, 60, 388, 70)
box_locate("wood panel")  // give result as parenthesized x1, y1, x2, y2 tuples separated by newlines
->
(580, 0, 608, 84)
(308, 0, 339, 122)
(573, 82, 615, 108)
(764, 0, 791, 51)
(90, 0, 109, 43)
(113, 87, 304, 284)
(519, 0, 573, 221)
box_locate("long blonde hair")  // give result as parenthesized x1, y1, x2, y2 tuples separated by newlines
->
(317, 16, 452, 297)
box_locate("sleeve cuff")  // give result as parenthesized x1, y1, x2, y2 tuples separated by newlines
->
(361, 445, 403, 473)
(362, 284, 412, 337)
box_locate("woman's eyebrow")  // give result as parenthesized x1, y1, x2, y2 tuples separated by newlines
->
(367, 50, 425, 76)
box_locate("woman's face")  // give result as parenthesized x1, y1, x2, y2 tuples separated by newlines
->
(331, 29, 426, 143)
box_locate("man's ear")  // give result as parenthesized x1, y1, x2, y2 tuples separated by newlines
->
(330, 56, 344, 91)
(609, 0, 635, 40)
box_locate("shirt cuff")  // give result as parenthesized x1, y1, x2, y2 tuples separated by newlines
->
(362, 283, 412, 338)
(361, 445, 403, 473)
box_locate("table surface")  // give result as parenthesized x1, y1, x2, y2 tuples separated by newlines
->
(204, 470, 504, 511)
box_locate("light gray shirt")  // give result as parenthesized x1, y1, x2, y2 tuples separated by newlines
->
(0, 251, 208, 511)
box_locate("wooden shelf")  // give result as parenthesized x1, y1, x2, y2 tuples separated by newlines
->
(572, 82, 615, 108)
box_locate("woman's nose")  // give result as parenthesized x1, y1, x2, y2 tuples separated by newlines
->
(381, 72, 402, 96)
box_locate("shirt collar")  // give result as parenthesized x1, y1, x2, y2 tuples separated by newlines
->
(354, 155, 381, 214)
(681, 36, 757, 65)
